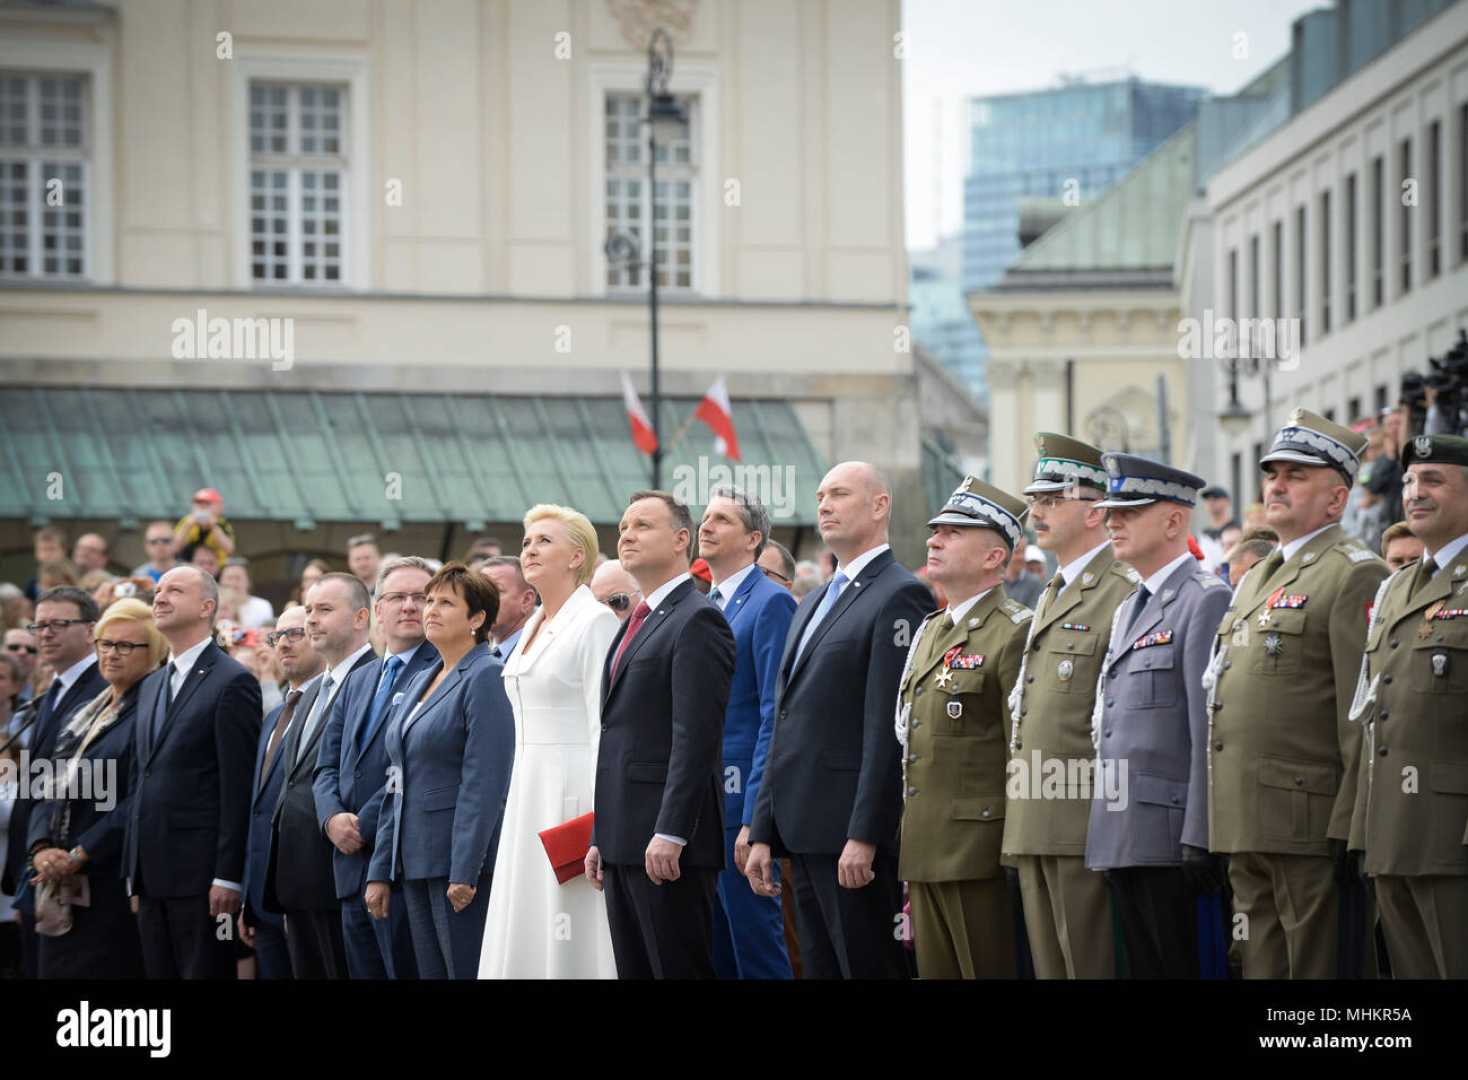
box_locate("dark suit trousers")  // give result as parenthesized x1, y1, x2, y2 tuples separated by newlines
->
(252, 916, 292, 980)
(341, 885, 418, 979)
(402, 871, 491, 980)
(713, 825, 792, 979)
(137, 894, 237, 979)
(604, 863, 717, 979)
(1104, 867, 1198, 979)
(790, 851, 911, 979)
(283, 907, 347, 979)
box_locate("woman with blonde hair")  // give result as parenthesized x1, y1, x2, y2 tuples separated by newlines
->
(479, 504, 621, 979)
(26, 597, 161, 977)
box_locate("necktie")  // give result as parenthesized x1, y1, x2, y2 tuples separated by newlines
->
(1411, 557, 1439, 599)
(712, 588, 726, 610)
(358, 655, 403, 754)
(297, 673, 334, 764)
(1034, 572, 1063, 623)
(793, 571, 850, 667)
(1257, 549, 1285, 587)
(153, 662, 183, 741)
(1124, 585, 1152, 640)
(263, 688, 302, 783)
(611, 601, 653, 678)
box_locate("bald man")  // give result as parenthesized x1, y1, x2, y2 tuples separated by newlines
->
(591, 559, 643, 622)
(746, 462, 931, 978)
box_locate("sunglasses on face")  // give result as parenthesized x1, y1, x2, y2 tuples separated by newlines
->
(5, 643, 37, 655)
(606, 593, 633, 612)
(265, 626, 308, 647)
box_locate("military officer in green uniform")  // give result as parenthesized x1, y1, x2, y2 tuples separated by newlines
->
(895, 477, 1033, 978)
(1349, 433, 1468, 978)
(1001, 434, 1139, 979)
(1206, 408, 1387, 978)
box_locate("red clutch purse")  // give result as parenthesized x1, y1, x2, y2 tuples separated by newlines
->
(538, 812, 595, 885)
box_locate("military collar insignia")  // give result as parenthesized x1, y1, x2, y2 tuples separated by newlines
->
(1081, 572, 1095, 586)
(969, 617, 980, 628)
(1456, 565, 1467, 578)
(1160, 589, 1175, 604)
(1133, 629, 1174, 650)
(1302, 552, 1317, 564)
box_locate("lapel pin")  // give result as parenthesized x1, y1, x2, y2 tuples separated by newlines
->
(1082, 573, 1094, 586)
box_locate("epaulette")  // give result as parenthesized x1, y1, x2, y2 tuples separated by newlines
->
(1114, 563, 1142, 584)
(1001, 598, 1032, 624)
(1193, 570, 1228, 589)
(1330, 538, 1383, 565)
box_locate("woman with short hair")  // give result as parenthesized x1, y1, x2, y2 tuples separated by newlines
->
(27, 597, 160, 978)
(365, 563, 514, 979)
(478, 504, 622, 979)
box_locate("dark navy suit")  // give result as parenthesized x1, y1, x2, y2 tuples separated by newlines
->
(313, 642, 437, 978)
(125, 639, 261, 979)
(243, 689, 298, 980)
(710, 566, 796, 979)
(367, 645, 514, 979)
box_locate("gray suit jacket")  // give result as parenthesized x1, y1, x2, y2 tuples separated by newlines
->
(1084, 558, 1232, 870)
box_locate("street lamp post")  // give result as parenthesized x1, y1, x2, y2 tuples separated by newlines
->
(604, 28, 685, 490)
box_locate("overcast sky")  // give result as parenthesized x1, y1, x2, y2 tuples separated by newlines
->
(902, 0, 1325, 249)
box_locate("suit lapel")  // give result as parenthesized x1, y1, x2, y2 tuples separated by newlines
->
(913, 590, 999, 684)
(1240, 525, 1340, 619)
(721, 566, 763, 628)
(1390, 552, 1466, 625)
(280, 677, 324, 780)
(605, 580, 693, 702)
(1036, 546, 1116, 637)
(787, 550, 894, 685)
(402, 654, 471, 739)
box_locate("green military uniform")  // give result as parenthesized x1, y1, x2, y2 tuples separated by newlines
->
(896, 477, 1032, 979)
(1348, 433, 1468, 978)
(1000, 434, 1139, 979)
(1206, 409, 1386, 979)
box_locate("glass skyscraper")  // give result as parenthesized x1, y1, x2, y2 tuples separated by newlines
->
(962, 78, 1207, 292)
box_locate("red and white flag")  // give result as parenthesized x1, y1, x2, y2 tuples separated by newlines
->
(695, 376, 741, 461)
(621, 371, 658, 456)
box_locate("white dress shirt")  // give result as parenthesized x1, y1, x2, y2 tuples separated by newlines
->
(836, 543, 891, 590)
(165, 635, 236, 893)
(299, 641, 376, 759)
(1278, 522, 1336, 563)
(711, 562, 758, 610)
(945, 587, 993, 626)
(1058, 539, 1114, 590)
(1425, 531, 1468, 574)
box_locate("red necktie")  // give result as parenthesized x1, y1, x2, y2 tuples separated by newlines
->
(611, 601, 653, 678)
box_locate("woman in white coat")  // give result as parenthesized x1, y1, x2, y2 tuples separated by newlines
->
(478, 504, 621, 978)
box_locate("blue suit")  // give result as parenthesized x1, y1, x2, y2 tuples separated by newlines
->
(367, 645, 515, 979)
(244, 695, 294, 980)
(313, 642, 438, 978)
(711, 567, 796, 979)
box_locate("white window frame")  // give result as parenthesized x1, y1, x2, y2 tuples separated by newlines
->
(0, 38, 114, 284)
(589, 61, 720, 299)
(231, 53, 370, 291)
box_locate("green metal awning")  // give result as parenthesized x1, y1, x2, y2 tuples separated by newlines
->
(0, 387, 827, 528)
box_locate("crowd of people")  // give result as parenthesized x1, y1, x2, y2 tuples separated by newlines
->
(0, 404, 1464, 981)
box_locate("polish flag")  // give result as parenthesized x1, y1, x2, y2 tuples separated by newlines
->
(695, 376, 741, 461)
(621, 371, 658, 455)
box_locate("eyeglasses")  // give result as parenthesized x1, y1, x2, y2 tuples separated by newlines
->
(27, 619, 93, 635)
(265, 626, 308, 647)
(145, 536, 173, 545)
(96, 639, 148, 656)
(379, 591, 428, 607)
(760, 567, 792, 586)
(5, 643, 38, 655)
(605, 593, 634, 612)
(1024, 494, 1101, 512)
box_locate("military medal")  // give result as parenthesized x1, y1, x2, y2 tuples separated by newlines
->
(1264, 632, 1283, 657)
(934, 668, 954, 690)
(1420, 601, 1444, 640)
(1433, 653, 1449, 678)
(1258, 608, 1273, 629)
(1057, 658, 1074, 681)
(1060, 622, 1090, 632)
(946, 700, 963, 719)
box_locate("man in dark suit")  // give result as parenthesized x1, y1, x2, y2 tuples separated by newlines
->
(586, 490, 736, 979)
(3, 586, 107, 977)
(240, 605, 320, 979)
(698, 487, 796, 979)
(126, 566, 261, 978)
(314, 556, 437, 979)
(746, 461, 932, 979)
(265, 573, 374, 978)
